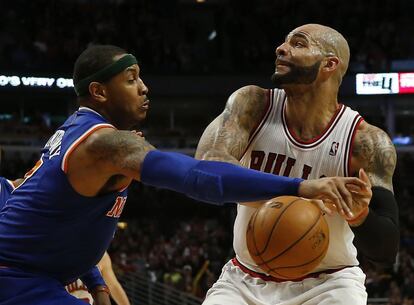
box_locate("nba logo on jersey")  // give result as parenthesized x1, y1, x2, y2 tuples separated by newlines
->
(106, 196, 127, 218)
(329, 142, 339, 156)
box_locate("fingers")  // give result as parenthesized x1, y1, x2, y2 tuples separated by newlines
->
(337, 183, 354, 218)
(327, 187, 351, 217)
(359, 168, 372, 188)
(346, 184, 363, 194)
(308, 199, 333, 216)
(131, 130, 144, 137)
(343, 177, 367, 188)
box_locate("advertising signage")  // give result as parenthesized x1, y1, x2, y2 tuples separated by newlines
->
(0, 74, 74, 90)
(356, 72, 414, 95)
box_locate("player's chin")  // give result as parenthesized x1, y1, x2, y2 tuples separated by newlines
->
(135, 109, 148, 121)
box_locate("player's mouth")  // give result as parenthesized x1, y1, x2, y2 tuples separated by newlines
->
(276, 59, 292, 67)
(140, 98, 150, 110)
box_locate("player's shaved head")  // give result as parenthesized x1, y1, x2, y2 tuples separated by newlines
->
(290, 24, 350, 80)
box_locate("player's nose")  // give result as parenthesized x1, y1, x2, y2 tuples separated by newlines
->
(276, 43, 288, 57)
(138, 78, 149, 95)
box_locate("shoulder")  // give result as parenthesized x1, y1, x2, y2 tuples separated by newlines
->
(353, 121, 395, 163)
(227, 85, 268, 109)
(225, 85, 270, 128)
(352, 121, 396, 190)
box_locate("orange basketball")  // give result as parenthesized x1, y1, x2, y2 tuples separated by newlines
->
(246, 196, 329, 280)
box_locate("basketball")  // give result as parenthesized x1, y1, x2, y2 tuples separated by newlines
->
(246, 196, 329, 280)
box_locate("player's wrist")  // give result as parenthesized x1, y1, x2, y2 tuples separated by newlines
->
(346, 207, 369, 227)
(90, 285, 110, 295)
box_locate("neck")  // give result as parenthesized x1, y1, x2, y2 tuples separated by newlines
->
(79, 102, 131, 130)
(283, 82, 339, 141)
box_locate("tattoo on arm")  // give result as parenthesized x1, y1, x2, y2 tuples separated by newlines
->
(196, 86, 268, 163)
(353, 124, 396, 191)
(88, 130, 156, 173)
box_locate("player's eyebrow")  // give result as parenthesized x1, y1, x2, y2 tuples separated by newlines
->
(286, 31, 311, 43)
(125, 66, 139, 76)
(126, 66, 138, 73)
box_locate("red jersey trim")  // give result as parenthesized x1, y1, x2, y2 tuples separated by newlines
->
(282, 101, 346, 149)
(231, 257, 350, 283)
(344, 116, 364, 177)
(61, 123, 115, 173)
(239, 89, 273, 160)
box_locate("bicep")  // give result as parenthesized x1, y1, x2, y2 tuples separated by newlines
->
(196, 86, 267, 163)
(353, 123, 396, 192)
(84, 128, 156, 180)
(195, 111, 250, 163)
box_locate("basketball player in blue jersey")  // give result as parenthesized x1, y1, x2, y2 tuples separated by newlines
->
(0, 44, 367, 305)
(196, 24, 399, 305)
(0, 176, 112, 305)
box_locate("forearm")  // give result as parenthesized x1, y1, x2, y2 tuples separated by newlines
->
(141, 150, 302, 205)
(108, 282, 131, 305)
(351, 187, 399, 267)
(197, 149, 265, 207)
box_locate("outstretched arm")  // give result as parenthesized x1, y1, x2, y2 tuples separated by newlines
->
(350, 121, 399, 266)
(68, 101, 366, 207)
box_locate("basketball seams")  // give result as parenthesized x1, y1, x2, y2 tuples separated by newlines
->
(257, 203, 322, 266)
(248, 206, 276, 273)
(257, 198, 302, 256)
(249, 208, 261, 256)
(269, 235, 329, 272)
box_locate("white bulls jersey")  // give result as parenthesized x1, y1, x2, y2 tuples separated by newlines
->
(234, 88, 364, 273)
(66, 279, 93, 304)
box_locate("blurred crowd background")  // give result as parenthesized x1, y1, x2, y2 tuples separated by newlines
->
(1, 0, 414, 304)
(2, 0, 414, 74)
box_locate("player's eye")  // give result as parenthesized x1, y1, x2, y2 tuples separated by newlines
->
(294, 41, 305, 48)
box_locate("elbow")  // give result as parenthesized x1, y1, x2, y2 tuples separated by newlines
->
(365, 239, 399, 269)
(366, 252, 397, 269)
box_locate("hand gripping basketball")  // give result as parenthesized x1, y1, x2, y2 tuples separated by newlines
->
(297, 176, 367, 218)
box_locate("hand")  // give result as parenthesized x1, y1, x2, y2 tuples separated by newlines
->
(298, 176, 367, 218)
(132, 130, 144, 138)
(91, 286, 111, 305)
(345, 168, 372, 226)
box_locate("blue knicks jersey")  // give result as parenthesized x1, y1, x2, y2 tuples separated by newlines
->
(0, 107, 129, 283)
(0, 177, 14, 209)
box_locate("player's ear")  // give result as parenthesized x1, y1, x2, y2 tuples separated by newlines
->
(322, 56, 339, 73)
(89, 82, 107, 103)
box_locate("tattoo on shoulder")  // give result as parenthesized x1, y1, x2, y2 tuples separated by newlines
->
(223, 86, 269, 154)
(88, 130, 155, 169)
(353, 123, 396, 190)
(224, 86, 269, 131)
(197, 86, 269, 162)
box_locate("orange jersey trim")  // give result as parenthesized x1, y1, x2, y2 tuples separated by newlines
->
(61, 123, 115, 173)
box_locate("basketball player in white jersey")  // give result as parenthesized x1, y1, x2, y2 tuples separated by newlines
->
(66, 252, 130, 305)
(196, 24, 399, 305)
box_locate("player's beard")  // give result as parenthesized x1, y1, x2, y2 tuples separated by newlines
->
(271, 60, 321, 87)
